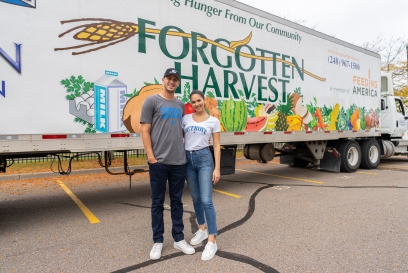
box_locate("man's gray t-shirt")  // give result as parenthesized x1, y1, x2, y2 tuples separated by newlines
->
(140, 94, 186, 165)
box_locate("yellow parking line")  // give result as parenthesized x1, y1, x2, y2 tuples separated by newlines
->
(56, 180, 100, 224)
(380, 164, 408, 169)
(236, 169, 324, 184)
(356, 171, 378, 175)
(213, 189, 242, 198)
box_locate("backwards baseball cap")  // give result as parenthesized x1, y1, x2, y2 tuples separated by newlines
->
(163, 68, 180, 81)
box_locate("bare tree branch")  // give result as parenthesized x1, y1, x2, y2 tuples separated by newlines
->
(361, 37, 408, 95)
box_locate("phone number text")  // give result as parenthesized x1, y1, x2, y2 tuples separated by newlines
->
(328, 56, 360, 70)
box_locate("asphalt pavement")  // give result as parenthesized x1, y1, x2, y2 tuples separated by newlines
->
(1, 157, 408, 272)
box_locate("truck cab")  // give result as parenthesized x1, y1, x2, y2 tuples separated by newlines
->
(380, 73, 408, 138)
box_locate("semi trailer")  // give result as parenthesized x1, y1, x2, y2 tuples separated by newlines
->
(1, 0, 407, 176)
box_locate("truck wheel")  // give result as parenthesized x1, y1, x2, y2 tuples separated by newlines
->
(360, 139, 381, 169)
(291, 157, 310, 168)
(382, 140, 395, 158)
(338, 140, 361, 173)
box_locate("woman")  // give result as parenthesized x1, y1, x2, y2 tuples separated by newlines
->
(182, 90, 221, 261)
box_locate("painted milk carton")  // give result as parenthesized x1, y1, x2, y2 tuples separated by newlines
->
(94, 71, 128, 133)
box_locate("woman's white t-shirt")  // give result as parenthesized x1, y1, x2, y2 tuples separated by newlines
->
(182, 114, 221, 151)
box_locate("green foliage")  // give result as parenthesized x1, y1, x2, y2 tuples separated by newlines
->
(306, 97, 317, 113)
(206, 91, 215, 98)
(125, 78, 161, 98)
(346, 103, 358, 119)
(293, 87, 302, 95)
(276, 93, 293, 115)
(247, 93, 258, 118)
(237, 89, 244, 98)
(293, 87, 304, 104)
(85, 123, 96, 134)
(360, 106, 366, 116)
(336, 107, 349, 130)
(321, 105, 332, 123)
(124, 88, 139, 98)
(143, 78, 160, 86)
(62, 76, 96, 134)
(181, 82, 191, 103)
(61, 75, 94, 100)
(74, 118, 96, 134)
(304, 97, 317, 128)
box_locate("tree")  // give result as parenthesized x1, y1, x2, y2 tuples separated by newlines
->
(277, 13, 318, 30)
(283, 16, 408, 103)
(361, 36, 408, 102)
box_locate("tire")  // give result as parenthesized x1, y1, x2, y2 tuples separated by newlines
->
(360, 139, 381, 169)
(243, 145, 251, 160)
(382, 140, 395, 159)
(291, 157, 310, 168)
(337, 140, 361, 173)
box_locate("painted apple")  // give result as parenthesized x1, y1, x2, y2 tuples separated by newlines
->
(185, 103, 195, 114)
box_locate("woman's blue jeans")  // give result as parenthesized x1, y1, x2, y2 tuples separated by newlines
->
(185, 147, 217, 235)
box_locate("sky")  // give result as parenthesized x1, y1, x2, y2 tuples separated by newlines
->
(236, 0, 408, 48)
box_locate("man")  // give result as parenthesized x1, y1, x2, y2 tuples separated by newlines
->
(140, 68, 195, 260)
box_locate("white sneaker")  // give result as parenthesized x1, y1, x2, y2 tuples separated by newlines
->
(173, 239, 195, 254)
(190, 229, 209, 245)
(201, 241, 217, 261)
(150, 243, 163, 260)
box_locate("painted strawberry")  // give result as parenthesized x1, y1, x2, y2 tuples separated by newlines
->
(365, 114, 371, 129)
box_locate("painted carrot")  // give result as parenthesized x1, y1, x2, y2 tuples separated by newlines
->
(350, 108, 360, 130)
(314, 108, 327, 130)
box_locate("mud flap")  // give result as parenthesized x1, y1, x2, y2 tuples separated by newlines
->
(279, 155, 294, 165)
(211, 146, 236, 175)
(320, 152, 341, 172)
(0, 157, 6, 173)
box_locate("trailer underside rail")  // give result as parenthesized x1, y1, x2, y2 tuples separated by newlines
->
(103, 151, 148, 189)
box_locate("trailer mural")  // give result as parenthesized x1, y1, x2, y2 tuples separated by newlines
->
(121, 80, 380, 133)
(54, 14, 380, 134)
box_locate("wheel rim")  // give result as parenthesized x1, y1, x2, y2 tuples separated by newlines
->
(347, 147, 359, 166)
(369, 145, 379, 163)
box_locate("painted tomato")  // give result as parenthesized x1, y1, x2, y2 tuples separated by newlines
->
(185, 103, 195, 114)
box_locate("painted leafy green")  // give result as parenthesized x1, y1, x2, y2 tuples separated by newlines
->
(125, 88, 139, 98)
(181, 82, 191, 103)
(61, 75, 94, 100)
(247, 93, 258, 118)
(61, 75, 96, 134)
(74, 117, 96, 134)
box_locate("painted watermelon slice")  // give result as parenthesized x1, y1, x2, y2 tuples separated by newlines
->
(245, 117, 268, 132)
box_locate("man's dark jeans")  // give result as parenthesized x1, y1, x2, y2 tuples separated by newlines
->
(148, 162, 187, 243)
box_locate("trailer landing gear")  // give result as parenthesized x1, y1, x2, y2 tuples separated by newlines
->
(103, 151, 148, 189)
